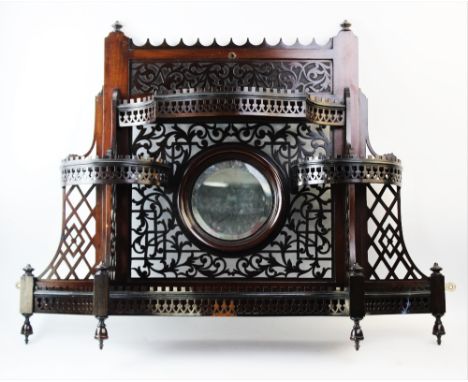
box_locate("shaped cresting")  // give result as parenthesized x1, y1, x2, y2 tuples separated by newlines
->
(19, 21, 446, 350)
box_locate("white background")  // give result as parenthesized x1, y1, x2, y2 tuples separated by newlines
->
(0, 1, 466, 380)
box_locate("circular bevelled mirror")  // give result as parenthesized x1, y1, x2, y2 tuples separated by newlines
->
(177, 145, 288, 255)
(191, 160, 273, 241)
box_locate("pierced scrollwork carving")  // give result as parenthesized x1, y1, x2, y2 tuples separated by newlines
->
(131, 60, 333, 94)
(132, 122, 331, 173)
(130, 122, 333, 279)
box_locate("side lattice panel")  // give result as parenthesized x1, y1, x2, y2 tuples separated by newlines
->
(38, 185, 97, 279)
(366, 184, 426, 280)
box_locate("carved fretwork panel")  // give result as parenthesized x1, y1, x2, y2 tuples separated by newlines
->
(39, 185, 97, 280)
(130, 60, 333, 94)
(130, 122, 334, 279)
(366, 184, 426, 280)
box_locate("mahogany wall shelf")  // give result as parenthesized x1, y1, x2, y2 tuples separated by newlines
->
(19, 20, 446, 350)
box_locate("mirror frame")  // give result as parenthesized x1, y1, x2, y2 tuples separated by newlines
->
(176, 144, 289, 256)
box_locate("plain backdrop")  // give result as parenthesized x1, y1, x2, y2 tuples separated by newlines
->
(0, 1, 466, 380)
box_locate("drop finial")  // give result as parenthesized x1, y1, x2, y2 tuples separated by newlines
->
(112, 20, 123, 32)
(340, 20, 352, 31)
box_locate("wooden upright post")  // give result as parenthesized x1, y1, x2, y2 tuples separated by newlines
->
(97, 22, 131, 278)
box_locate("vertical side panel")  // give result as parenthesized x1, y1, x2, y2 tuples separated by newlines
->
(102, 30, 130, 280)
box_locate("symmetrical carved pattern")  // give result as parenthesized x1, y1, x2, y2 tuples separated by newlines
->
(154, 87, 306, 119)
(130, 122, 333, 279)
(61, 156, 170, 187)
(110, 297, 348, 316)
(34, 295, 94, 314)
(118, 96, 156, 127)
(108, 185, 117, 280)
(118, 88, 347, 126)
(131, 61, 333, 94)
(365, 295, 430, 314)
(366, 184, 426, 280)
(306, 95, 346, 127)
(38, 185, 97, 280)
(129, 37, 333, 50)
(293, 156, 402, 187)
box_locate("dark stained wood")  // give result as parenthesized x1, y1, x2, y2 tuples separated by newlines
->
(332, 184, 347, 284)
(354, 184, 368, 276)
(27, 25, 443, 344)
(102, 30, 131, 282)
(175, 144, 289, 256)
(129, 48, 334, 61)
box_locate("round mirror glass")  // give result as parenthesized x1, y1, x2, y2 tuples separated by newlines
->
(191, 160, 273, 241)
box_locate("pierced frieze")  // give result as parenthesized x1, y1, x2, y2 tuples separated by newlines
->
(118, 95, 157, 127)
(365, 295, 430, 315)
(292, 156, 402, 187)
(61, 156, 170, 187)
(130, 122, 333, 279)
(306, 95, 346, 127)
(154, 87, 306, 119)
(131, 60, 333, 94)
(118, 88, 347, 126)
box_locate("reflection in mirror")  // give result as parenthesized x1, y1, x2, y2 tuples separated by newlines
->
(192, 160, 273, 241)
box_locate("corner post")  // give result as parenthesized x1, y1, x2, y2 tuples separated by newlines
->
(349, 262, 365, 350)
(332, 20, 361, 156)
(19, 264, 35, 344)
(430, 263, 446, 345)
(93, 263, 110, 349)
(102, 21, 131, 282)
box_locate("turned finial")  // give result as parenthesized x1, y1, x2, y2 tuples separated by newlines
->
(340, 20, 352, 31)
(431, 262, 442, 274)
(23, 264, 34, 276)
(112, 20, 123, 32)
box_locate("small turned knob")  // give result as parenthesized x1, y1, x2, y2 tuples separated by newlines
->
(112, 20, 123, 32)
(340, 20, 352, 31)
(431, 262, 443, 274)
(23, 264, 34, 276)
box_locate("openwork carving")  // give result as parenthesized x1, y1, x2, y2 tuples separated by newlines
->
(366, 184, 426, 280)
(131, 61, 333, 94)
(118, 88, 347, 126)
(118, 96, 156, 127)
(154, 87, 306, 119)
(33, 283, 350, 316)
(306, 95, 346, 127)
(130, 122, 333, 279)
(293, 155, 402, 187)
(61, 156, 170, 187)
(38, 185, 97, 280)
(365, 294, 430, 314)
(83, 285, 349, 316)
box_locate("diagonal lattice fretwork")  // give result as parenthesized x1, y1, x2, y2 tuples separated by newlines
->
(39, 185, 97, 280)
(366, 184, 426, 280)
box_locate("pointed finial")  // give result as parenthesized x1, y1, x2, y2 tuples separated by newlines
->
(340, 20, 352, 31)
(112, 20, 123, 32)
